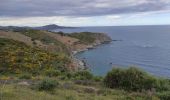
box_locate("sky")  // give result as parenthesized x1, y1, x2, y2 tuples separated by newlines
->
(0, 0, 170, 26)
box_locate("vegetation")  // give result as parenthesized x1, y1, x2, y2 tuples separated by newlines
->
(0, 80, 159, 100)
(18, 29, 69, 53)
(104, 67, 154, 91)
(156, 91, 170, 100)
(0, 29, 170, 100)
(19, 73, 32, 79)
(56, 31, 65, 36)
(35, 78, 59, 91)
(104, 67, 170, 92)
(68, 32, 111, 45)
(0, 38, 70, 75)
(73, 70, 93, 80)
(18, 29, 54, 44)
(1, 55, 170, 100)
(68, 32, 96, 44)
(45, 69, 61, 77)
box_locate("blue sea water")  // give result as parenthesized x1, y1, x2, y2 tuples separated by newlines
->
(55, 25, 170, 78)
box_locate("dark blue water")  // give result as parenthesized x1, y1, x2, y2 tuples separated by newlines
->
(55, 25, 170, 78)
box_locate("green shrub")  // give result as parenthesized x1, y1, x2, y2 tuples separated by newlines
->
(155, 79, 170, 91)
(59, 75, 68, 80)
(156, 91, 170, 100)
(74, 70, 93, 80)
(74, 80, 94, 86)
(45, 69, 60, 77)
(19, 74, 32, 79)
(66, 95, 76, 100)
(93, 76, 103, 82)
(58, 72, 74, 80)
(104, 67, 157, 91)
(97, 88, 112, 96)
(65, 72, 74, 79)
(36, 79, 59, 91)
(68, 32, 95, 44)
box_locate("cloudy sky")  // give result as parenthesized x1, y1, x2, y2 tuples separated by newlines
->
(0, 0, 170, 26)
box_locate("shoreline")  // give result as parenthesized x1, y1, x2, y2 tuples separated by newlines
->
(72, 40, 112, 55)
(72, 40, 112, 70)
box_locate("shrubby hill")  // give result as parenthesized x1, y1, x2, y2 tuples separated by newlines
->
(0, 29, 112, 73)
(0, 28, 170, 100)
(68, 32, 112, 45)
(18, 29, 70, 54)
(0, 38, 70, 75)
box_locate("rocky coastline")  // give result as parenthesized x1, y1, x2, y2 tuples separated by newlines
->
(71, 35, 113, 70)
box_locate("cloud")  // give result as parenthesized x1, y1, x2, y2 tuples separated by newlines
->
(1, 0, 170, 26)
(0, 16, 96, 26)
(105, 15, 121, 19)
(0, 0, 170, 17)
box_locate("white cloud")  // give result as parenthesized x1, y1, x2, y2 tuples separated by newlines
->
(0, 17, 66, 26)
(105, 15, 121, 19)
(0, 16, 96, 26)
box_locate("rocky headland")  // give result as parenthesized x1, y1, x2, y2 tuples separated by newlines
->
(0, 28, 112, 71)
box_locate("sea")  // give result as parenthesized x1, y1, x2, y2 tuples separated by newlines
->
(54, 25, 170, 78)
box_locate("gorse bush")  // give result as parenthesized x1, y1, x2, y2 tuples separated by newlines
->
(65, 95, 76, 100)
(104, 67, 158, 91)
(0, 38, 70, 75)
(74, 70, 93, 80)
(19, 74, 32, 79)
(155, 79, 170, 91)
(93, 76, 103, 82)
(156, 91, 170, 100)
(74, 80, 94, 86)
(36, 79, 59, 91)
(45, 69, 61, 77)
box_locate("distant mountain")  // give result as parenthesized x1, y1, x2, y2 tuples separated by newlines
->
(0, 24, 74, 31)
(0, 26, 29, 31)
(33, 24, 74, 31)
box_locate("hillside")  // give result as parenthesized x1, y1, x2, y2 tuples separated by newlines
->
(69, 32, 112, 45)
(0, 30, 70, 54)
(0, 29, 112, 54)
(17, 29, 70, 54)
(0, 38, 70, 74)
(0, 29, 112, 71)
(68, 32, 112, 53)
(0, 30, 33, 46)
